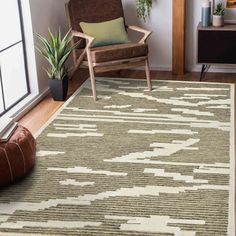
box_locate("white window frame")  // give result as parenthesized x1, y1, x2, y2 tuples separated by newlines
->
(1, 0, 39, 122)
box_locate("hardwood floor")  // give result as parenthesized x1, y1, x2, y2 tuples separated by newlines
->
(19, 68, 236, 135)
(19, 69, 88, 135)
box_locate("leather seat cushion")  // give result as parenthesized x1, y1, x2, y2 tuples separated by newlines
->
(77, 43, 148, 63)
(0, 125, 36, 186)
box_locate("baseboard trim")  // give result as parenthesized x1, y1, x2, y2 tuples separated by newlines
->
(132, 61, 236, 73)
(149, 65, 172, 71)
(132, 64, 236, 73)
(133, 65, 172, 72)
(186, 65, 236, 73)
(12, 88, 50, 121)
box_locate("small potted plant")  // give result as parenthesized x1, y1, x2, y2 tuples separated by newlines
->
(136, 0, 153, 22)
(36, 29, 74, 101)
(213, 2, 225, 27)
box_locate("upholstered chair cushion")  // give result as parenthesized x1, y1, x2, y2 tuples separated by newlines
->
(79, 43, 149, 63)
(90, 43, 149, 63)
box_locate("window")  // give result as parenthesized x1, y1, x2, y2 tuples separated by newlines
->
(0, 0, 30, 117)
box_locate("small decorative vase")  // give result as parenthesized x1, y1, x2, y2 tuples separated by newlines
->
(49, 77, 68, 101)
(201, 0, 211, 27)
(213, 15, 224, 27)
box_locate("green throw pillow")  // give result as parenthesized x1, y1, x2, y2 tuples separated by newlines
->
(80, 17, 130, 48)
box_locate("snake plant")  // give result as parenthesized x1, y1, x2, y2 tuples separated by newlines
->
(36, 29, 74, 80)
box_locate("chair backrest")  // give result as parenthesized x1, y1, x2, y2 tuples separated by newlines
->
(66, 0, 125, 33)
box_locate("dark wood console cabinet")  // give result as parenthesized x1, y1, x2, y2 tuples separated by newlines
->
(197, 23, 236, 80)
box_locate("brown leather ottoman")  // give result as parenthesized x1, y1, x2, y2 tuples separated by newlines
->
(0, 125, 36, 186)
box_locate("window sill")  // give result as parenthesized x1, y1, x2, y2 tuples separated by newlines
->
(1, 88, 49, 123)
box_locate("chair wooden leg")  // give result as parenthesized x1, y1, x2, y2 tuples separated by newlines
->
(145, 59, 152, 91)
(88, 62, 97, 101)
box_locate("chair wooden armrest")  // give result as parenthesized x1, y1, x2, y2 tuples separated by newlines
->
(72, 30, 95, 49)
(70, 31, 96, 78)
(127, 25, 152, 43)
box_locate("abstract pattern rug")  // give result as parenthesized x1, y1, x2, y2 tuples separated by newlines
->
(0, 78, 234, 235)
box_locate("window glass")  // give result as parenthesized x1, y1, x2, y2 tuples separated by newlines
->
(0, 43, 28, 109)
(0, 0, 29, 116)
(0, 0, 22, 51)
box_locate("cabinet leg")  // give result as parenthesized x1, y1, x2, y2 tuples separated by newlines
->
(200, 64, 210, 81)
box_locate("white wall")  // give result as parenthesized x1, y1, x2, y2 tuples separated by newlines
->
(30, 0, 172, 94)
(29, 0, 236, 94)
(185, 0, 201, 72)
(122, 0, 172, 71)
(29, 0, 69, 93)
(125, 0, 236, 73)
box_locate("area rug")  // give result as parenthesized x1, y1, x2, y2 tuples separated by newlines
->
(0, 78, 234, 235)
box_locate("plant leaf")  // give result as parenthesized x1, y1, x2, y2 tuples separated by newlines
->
(36, 28, 74, 79)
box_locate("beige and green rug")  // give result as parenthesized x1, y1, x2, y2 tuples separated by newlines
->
(0, 78, 234, 235)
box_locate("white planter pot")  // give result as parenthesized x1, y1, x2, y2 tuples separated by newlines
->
(213, 15, 224, 27)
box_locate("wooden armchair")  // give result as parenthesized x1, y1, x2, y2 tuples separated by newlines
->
(65, 0, 152, 101)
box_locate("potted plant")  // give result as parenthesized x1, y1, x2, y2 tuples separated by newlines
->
(213, 2, 225, 27)
(36, 29, 74, 101)
(136, 0, 153, 22)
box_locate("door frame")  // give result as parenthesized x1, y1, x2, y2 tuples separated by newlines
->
(172, 0, 186, 76)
